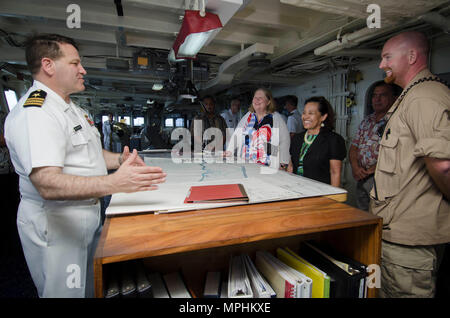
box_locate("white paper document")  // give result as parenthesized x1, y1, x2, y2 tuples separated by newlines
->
(106, 157, 346, 215)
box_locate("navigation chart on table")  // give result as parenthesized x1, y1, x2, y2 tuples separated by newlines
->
(106, 155, 347, 215)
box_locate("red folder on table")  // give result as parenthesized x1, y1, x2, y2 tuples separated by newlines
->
(184, 184, 249, 203)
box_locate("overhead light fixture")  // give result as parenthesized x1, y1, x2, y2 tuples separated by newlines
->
(172, 10, 222, 59)
(152, 83, 163, 91)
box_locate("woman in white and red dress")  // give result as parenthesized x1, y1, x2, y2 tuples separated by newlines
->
(227, 88, 290, 169)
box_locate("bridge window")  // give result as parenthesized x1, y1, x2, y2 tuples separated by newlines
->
(175, 118, 184, 127)
(120, 116, 131, 125)
(133, 116, 144, 127)
(164, 118, 174, 127)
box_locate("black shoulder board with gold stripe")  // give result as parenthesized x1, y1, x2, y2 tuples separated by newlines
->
(23, 90, 47, 108)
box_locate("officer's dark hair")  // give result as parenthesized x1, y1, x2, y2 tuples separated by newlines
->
(24, 33, 79, 75)
(202, 95, 216, 104)
(285, 95, 298, 107)
(304, 96, 336, 131)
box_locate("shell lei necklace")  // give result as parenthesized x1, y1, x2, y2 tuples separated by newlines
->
(304, 131, 317, 145)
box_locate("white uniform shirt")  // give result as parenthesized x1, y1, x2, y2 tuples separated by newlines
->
(220, 109, 240, 129)
(5, 80, 107, 298)
(287, 108, 303, 134)
(5, 80, 107, 203)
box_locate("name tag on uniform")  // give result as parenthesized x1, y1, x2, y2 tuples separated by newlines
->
(74, 125, 82, 132)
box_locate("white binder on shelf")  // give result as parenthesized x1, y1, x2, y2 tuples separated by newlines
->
(255, 250, 312, 298)
(242, 254, 276, 298)
(228, 255, 253, 298)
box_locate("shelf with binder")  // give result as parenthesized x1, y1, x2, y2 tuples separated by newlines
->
(94, 196, 382, 298)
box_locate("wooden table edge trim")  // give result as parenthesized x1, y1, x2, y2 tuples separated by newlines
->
(97, 217, 381, 265)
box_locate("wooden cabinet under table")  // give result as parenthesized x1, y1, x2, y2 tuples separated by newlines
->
(94, 196, 382, 298)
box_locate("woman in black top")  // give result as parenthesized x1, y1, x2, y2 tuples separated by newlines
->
(288, 96, 346, 187)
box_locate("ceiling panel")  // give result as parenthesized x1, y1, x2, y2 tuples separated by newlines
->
(0, 0, 448, 113)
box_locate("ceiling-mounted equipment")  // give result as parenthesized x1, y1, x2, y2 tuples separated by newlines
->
(314, 27, 384, 56)
(106, 57, 130, 70)
(133, 53, 151, 71)
(179, 60, 199, 103)
(114, 0, 124, 16)
(248, 52, 271, 68)
(179, 80, 198, 102)
(171, 10, 223, 60)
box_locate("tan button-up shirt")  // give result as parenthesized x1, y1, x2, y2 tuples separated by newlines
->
(370, 69, 450, 246)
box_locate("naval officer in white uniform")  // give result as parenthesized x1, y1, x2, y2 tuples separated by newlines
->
(5, 34, 167, 298)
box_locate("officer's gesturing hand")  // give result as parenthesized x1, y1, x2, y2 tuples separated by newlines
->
(119, 146, 146, 166)
(111, 149, 166, 193)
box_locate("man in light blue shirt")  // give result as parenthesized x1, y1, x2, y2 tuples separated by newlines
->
(284, 95, 303, 138)
(221, 98, 241, 129)
(102, 113, 114, 151)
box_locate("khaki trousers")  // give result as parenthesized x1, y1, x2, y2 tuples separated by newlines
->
(379, 240, 445, 298)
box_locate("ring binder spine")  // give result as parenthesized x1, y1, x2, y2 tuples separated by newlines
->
(285, 282, 296, 298)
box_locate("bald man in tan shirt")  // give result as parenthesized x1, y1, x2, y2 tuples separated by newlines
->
(371, 31, 450, 298)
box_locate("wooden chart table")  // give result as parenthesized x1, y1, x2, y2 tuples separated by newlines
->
(94, 195, 382, 298)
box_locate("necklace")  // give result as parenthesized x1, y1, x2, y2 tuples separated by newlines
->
(297, 132, 317, 176)
(304, 132, 317, 145)
(376, 76, 450, 139)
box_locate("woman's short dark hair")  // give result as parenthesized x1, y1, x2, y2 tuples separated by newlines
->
(304, 96, 336, 130)
(24, 33, 79, 75)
